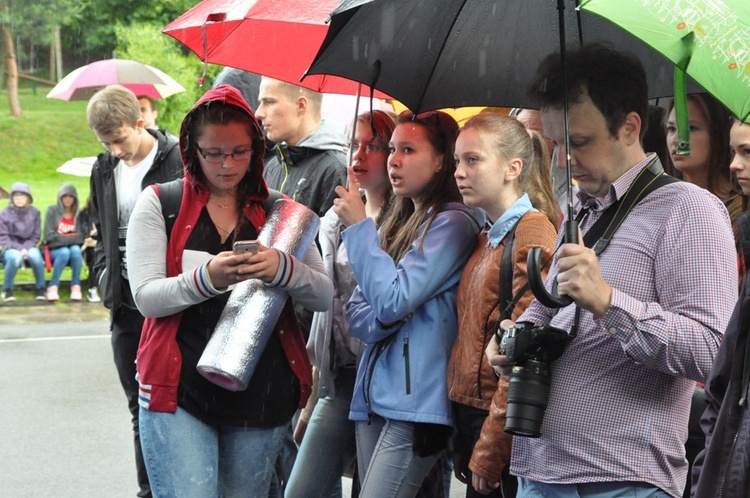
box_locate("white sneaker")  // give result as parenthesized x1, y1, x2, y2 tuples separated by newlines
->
(70, 285, 82, 301)
(2, 290, 15, 302)
(46, 286, 59, 302)
(87, 287, 101, 303)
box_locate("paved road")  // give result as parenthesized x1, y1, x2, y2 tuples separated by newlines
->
(0, 303, 469, 498)
(0, 303, 134, 497)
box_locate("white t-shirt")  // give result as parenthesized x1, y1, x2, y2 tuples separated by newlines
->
(116, 140, 158, 226)
(116, 139, 158, 278)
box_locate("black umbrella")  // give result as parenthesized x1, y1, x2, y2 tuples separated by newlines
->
(305, 0, 699, 307)
(306, 0, 698, 112)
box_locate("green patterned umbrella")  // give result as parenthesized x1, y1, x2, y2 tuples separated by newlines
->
(581, 0, 750, 154)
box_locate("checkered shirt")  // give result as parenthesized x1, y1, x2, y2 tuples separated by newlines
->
(511, 155, 738, 498)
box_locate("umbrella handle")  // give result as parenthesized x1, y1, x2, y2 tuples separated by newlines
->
(526, 220, 577, 309)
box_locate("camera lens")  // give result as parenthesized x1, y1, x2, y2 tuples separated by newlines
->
(504, 359, 552, 438)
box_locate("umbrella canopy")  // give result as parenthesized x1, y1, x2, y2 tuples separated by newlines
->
(580, 0, 750, 123)
(47, 59, 186, 101)
(305, 0, 699, 113)
(163, 0, 388, 97)
(56, 157, 97, 177)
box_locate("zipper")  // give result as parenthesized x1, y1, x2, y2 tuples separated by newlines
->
(363, 341, 388, 423)
(717, 408, 746, 497)
(403, 337, 411, 395)
(277, 147, 290, 193)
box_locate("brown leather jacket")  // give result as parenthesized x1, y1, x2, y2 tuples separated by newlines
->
(448, 211, 556, 482)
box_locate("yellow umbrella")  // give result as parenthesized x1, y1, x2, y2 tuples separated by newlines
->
(390, 102, 512, 125)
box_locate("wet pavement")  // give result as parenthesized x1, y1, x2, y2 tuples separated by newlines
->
(0, 303, 134, 497)
(0, 302, 469, 497)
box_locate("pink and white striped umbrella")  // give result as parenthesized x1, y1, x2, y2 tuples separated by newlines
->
(47, 59, 186, 101)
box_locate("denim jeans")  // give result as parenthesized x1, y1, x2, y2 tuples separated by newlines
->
(3, 248, 45, 290)
(49, 245, 82, 286)
(139, 406, 287, 498)
(356, 416, 441, 498)
(286, 366, 357, 498)
(517, 479, 671, 497)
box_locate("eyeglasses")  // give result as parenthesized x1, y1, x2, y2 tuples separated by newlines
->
(196, 145, 252, 163)
(351, 142, 387, 155)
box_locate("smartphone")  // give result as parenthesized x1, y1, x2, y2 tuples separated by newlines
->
(233, 240, 259, 255)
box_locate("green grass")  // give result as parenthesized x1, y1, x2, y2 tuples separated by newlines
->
(0, 88, 102, 207)
(0, 88, 102, 302)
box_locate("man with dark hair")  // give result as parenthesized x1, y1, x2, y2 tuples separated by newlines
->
(488, 43, 737, 497)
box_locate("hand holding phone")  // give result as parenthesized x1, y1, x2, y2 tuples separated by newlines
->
(233, 240, 259, 255)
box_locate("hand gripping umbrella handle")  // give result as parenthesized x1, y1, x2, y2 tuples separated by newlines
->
(527, 220, 577, 309)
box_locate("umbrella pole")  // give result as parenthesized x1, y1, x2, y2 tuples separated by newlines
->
(346, 83, 363, 188)
(526, 0, 576, 310)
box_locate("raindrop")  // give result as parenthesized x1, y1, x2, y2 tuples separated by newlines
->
(478, 50, 487, 78)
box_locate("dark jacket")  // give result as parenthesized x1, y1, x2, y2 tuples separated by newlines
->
(692, 278, 750, 497)
(263, 123, 347, 218)
(43, 183, 85, 249)
(89, 128, 182, 312)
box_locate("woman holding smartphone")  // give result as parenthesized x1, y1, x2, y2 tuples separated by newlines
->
(125, 85, 333, 497)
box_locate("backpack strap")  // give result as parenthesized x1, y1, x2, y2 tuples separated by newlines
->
(263, 189, 283, 215)
(499, 219, 524, 321)
(152, 180, 184, 242)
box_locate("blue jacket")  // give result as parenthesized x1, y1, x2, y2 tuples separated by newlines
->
(343, 203, 482, 426)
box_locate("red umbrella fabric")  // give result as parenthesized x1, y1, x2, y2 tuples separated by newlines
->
(163, 0, 388, 97)
(47, 59, 185, 101)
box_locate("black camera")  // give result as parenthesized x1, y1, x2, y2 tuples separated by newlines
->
(496, 322, 570, 437)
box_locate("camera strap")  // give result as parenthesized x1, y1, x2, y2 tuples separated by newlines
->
(559, 158, 678, 333)
(500, 219, 525, 321)
(578, 158, 677, 256)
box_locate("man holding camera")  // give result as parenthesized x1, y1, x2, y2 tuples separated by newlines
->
(487, 44, 737, 497)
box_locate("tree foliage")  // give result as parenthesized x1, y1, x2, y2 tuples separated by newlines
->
(115, 21, 220, 133)
(62, 0, 197, 63)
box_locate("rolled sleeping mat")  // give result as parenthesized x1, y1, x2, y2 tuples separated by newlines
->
(197, 198, 320, 391)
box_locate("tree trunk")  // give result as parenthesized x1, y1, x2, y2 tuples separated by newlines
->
(53, 25, 62, 82)
(49, 29, 56, 82)
(2, 26, 21, 117)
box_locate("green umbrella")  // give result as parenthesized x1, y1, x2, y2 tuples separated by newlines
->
(580, 0, 750, 155)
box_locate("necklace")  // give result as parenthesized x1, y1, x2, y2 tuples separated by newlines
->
(209, 196, 235, 209)
(216, 224, 235, 236)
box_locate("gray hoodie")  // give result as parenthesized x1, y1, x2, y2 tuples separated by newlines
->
(263, 123, 347, 218)
(43, 183, 85, 249)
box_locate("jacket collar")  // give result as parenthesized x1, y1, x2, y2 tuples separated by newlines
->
(486, 193, 533, 248)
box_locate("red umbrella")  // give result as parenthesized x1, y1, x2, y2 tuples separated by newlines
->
(162, 0, 388, 97)
(47, 59, 185, 101)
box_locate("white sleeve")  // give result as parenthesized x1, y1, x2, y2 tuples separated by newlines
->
(126, 188, 224, 318)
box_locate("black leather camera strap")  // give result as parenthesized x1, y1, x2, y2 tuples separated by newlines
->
(556, 158, 678, 334)
(578, 158, 678, 255)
